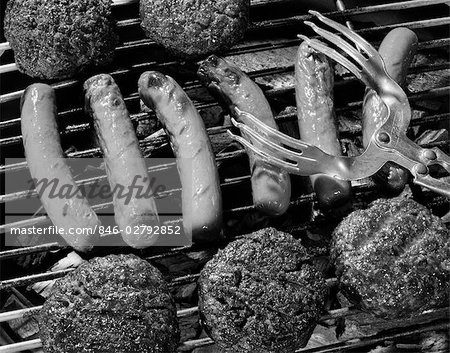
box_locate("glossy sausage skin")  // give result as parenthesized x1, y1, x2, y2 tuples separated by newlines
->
(21, 84, 100, 252)
(362, 28, 418, 193)
(84, 74, 159, 248)
(295, 42, 352, 210)
(138, 71, 223, 243)
(198, 55, 291, 216)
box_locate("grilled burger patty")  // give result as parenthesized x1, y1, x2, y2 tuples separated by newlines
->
(4, 0, 118, 79)
(198, 227, 327, 353)
(331, 197, 450, 319)
(38, 254, 179, 353)
(139, 0, 249, 58)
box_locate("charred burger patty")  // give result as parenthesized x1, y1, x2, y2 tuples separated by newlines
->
(38, 254, 180, 353)
(139, 0, 249, 58)
(331, 197, 450, 319)
(4, 0, 118, 79)
(198, 227, 327, 353)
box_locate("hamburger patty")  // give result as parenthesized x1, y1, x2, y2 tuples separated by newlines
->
(4, 0, 118, 79)
(331, 197, 450, 319)
(198, 227, 327, 353)
(139, 0, 249, 58)
(38, 254, 179, 353)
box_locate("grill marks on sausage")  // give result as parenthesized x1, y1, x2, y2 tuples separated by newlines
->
(84, 74, 159, 248)
(198, 55, 291, 216)
(295, 41, 352, 212)
(20, 83, 100, 252)
(138, 71, 223, 243)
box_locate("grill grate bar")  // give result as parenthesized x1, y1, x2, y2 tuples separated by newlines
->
(2, 288, 447, 353)
(0, 271, 337, 294)
(116, 14, 449, 33)
(0, 96, 450, 176)
(179, 321, 450, 352)
(3, 168, 448, 236)
(0, 339, 41, 353)
(0, 60, 448, 148)
(0, 147, 245, 177)
(0, 305, 197, 323)
(333, 86, 450, 113)
(0, 307, 43, 324)
(1, 110, 449, 205)
(0, 186, 374, 264)
(0, 270, 195, 291)
(77, 1, 450, 31)
(99, 23, 450, 59)
(0, 304, 364, 327)
(1, 12, 449, 100)
(2, 84, 447, 175)
(0, 243, 62, 261)
(357, 16, 450, 33)
(5, 304, 422, 353)
(1, 38, 447, 132)
(297, 322, 450, 353)
(0, 269, 74, 291)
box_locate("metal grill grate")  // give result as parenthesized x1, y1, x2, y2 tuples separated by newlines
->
(1, 0, 449, 352)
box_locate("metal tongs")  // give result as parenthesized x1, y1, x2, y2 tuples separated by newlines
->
(228, 11, 450, 198)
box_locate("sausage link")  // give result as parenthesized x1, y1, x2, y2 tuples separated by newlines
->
(21, 84, 100, 252)
(362, 28, 418, 193)
(198, 55, 291, 216)
(138, 71, 223, 243)
(295, 42, 352, 210)
(84, 74, 159, 248)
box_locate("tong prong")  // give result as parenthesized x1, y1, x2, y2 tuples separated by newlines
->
(226, 12, 450, 198)
(228, 109, 342, 177)
(298, 35, 364, 84)
(231, 118, 306, 163)
(303, 11, 407, 105)
(309, 10, 379, 59)
(233, 107, 311, 150)
(226, 130, 301, 175)
(304, 21, 363, 67)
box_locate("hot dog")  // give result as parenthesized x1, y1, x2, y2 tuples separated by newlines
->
(362, 28, 418, 192)
(197, 55, 291, 216)
(295, 42, 352, 210)
(84, 74, 159, 248)
(20, 84, 100, 252)
(138, 71, 223, 243)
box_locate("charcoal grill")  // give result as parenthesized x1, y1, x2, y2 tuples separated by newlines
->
(0, 0, 449, 352)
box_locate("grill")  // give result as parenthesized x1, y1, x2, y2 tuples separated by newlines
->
(0, 0, 449, 352)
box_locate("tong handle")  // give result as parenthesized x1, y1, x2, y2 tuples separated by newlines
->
(427, 147, 450, 173)
(414, 174, 450, 198)
(230, 109, 387, 179)
(412, 147, 450, 198)
(372, 128, 450, 197)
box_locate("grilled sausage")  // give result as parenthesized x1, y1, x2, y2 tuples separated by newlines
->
(295, 42, 352, 210)
(198, 55, 291, 216)
(138, 71, 223, 243)
(362, 28, 418, 193)
(84, 74, 159, 248)
(20, 84, 100, 252)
